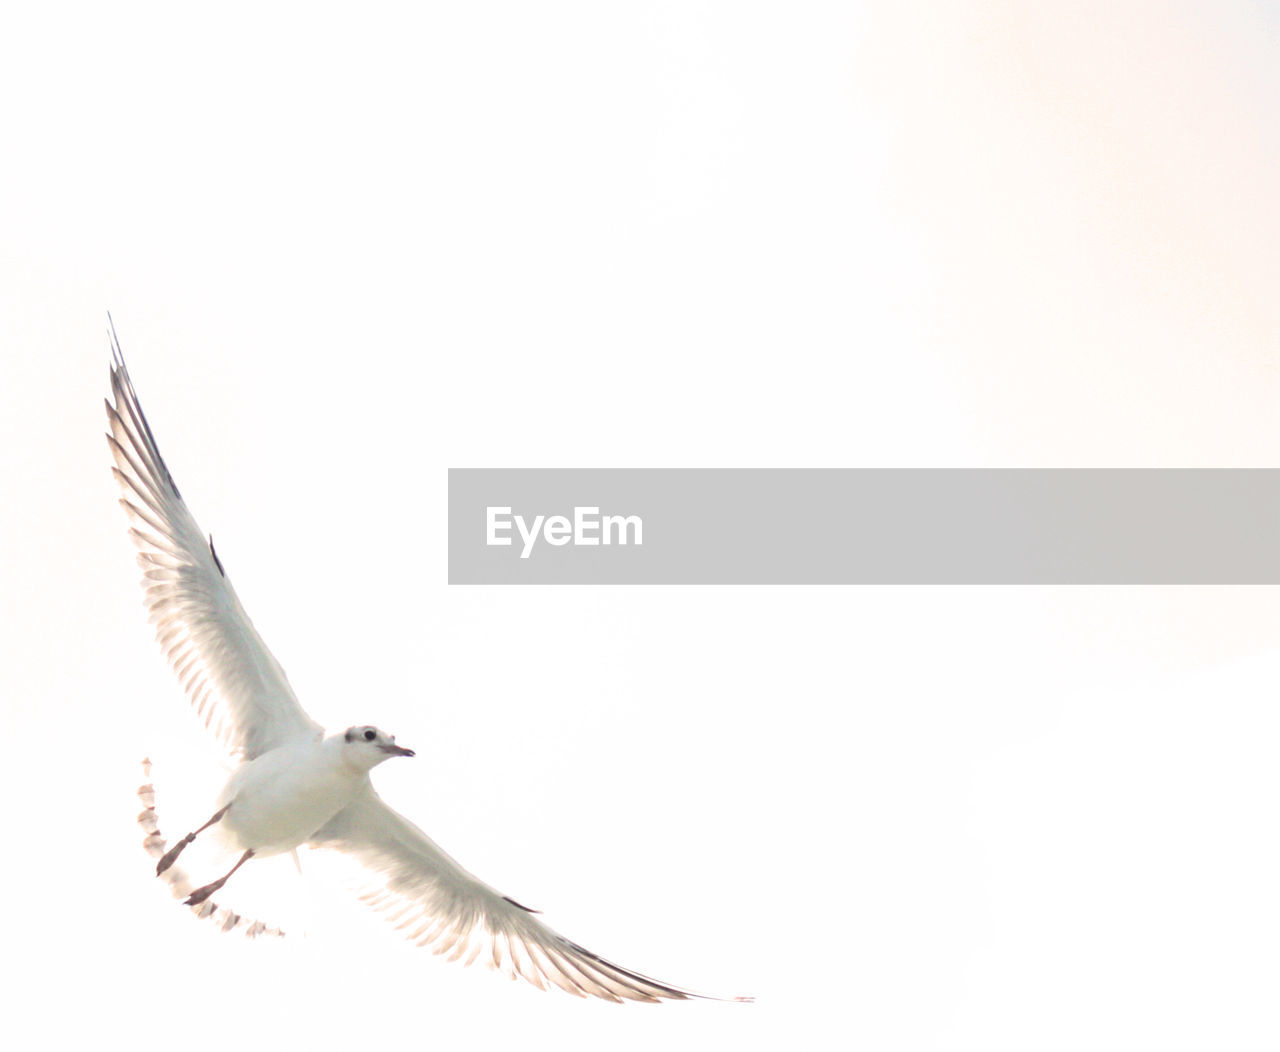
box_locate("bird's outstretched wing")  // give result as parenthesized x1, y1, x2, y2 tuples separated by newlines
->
(310, 787, 750, 1004)
(105, 325, 323, 760)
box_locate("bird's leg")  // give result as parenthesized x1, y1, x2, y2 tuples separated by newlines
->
(155, 803, 230, 876)
(184, 849, 255, 907)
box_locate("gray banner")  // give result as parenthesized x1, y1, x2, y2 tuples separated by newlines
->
(447, 469, 1280, 584)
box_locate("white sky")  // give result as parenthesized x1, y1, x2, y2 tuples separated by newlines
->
(2, 1, 1279, 1048)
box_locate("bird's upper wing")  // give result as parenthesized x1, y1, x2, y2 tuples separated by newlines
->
(310, 786, 747, 1003)
(105, 328, 323, 761)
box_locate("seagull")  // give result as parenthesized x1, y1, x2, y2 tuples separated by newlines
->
(105, 324, 750, 1004)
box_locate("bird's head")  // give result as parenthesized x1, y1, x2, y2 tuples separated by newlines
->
(340, 725, 415, 771)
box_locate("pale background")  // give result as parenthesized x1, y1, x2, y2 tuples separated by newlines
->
(2, 2, 1279, 1049)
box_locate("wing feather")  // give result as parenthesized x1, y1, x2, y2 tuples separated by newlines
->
(106, 327, 323, 760)
(310, 787, 750, 1004)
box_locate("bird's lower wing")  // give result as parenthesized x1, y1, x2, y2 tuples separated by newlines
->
(106, 327, 323, 761)
(309, 787, 744, 1003)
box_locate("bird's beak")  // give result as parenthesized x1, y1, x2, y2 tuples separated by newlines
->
(380, 743, 415, 758)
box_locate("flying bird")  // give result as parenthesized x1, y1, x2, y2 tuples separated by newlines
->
(105, 324, 749, 1004)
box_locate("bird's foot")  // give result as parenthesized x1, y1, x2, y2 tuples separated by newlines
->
(182, 848, 254, 908)
(184, 876, 227, 907)
(157, 805, 230, 876)
(156, 833, 195, 876)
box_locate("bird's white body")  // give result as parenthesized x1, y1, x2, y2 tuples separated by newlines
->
(218, 738, 367, 857)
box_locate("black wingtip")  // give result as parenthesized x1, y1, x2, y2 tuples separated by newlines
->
(107, 312, 124, 370)
(209, 535, 226, 577)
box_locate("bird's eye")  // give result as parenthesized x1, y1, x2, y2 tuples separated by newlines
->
(364, 729, 376, 742)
